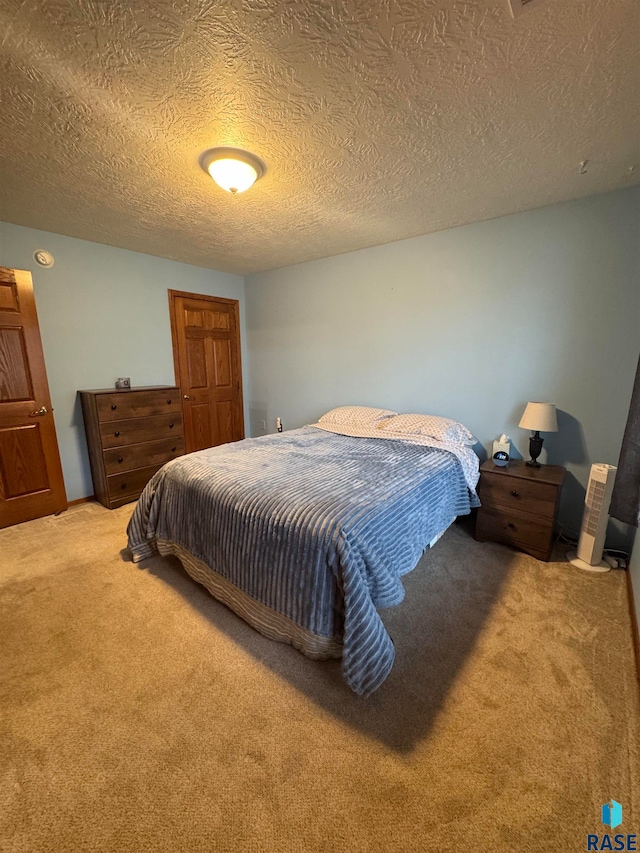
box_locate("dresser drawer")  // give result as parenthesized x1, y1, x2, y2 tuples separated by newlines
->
(96, 389, 180, 422)
(107, 464, 163, 501)
(100, 413, 183, 448)
(103, 436, 185, 474)
(479, 471, 557, 519)
(476, 506, 553, 552)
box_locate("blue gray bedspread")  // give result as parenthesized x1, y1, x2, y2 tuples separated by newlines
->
(127, 426, 479, 695)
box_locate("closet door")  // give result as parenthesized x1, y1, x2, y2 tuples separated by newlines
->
(169, 290, 244, 453)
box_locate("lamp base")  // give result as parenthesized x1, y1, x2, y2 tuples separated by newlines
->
(527, 431, 544, 467)
(567, 550, 610, 574)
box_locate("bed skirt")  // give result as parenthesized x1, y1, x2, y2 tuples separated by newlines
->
(154, 539, 344, 661)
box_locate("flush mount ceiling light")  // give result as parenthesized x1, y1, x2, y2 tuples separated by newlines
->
(199, 147, 266, 194)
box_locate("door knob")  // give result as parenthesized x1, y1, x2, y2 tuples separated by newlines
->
(29, 405, 48, 417)
(183, 394, 191, 400)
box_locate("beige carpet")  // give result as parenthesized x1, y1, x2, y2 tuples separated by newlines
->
(1, 502, 638, 853)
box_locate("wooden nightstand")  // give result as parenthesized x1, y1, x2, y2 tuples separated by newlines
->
(475, 459, 566, 561)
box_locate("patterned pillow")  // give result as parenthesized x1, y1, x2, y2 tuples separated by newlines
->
(318, 406, 397, 427)
(378, 413, 476, 446)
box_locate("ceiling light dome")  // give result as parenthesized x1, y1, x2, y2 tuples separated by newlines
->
(199, 147, 266, 194)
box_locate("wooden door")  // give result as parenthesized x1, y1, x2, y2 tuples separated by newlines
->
(169, 290, 244, 453)
(0, 267, 67, 528)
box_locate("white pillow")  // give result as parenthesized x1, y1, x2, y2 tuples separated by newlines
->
(318, 406, 397, 427)
(378, 413, 476, 446)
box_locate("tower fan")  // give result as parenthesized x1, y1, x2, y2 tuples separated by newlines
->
(568, 464, 617, 573)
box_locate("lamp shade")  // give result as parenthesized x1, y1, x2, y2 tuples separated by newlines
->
(518, 402, 558, 432)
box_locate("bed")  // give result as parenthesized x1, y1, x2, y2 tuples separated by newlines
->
(127, 407, 480, 695)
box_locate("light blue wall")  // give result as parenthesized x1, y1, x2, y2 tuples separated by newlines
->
(3, 189, 638, 542)
(246, 187, 640, 544)
(0, 222, 247, 501)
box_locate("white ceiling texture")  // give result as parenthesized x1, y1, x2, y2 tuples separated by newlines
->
(1, 0, 638, 275)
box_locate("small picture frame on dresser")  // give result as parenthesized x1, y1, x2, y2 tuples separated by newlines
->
(115, 377, 131, 389)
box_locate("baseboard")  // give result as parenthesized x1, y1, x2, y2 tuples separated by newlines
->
(68, 496, 96, 507)
(627, 568, 640, 686)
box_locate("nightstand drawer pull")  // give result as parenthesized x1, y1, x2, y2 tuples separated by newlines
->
(508, 521, 516, 529)
(118, 457, 124, 463)
(167, 399, 172, 404)
(511, 490, 519, 497)
(121, 483, 127, 490)
(169, 423, 174, 428)
(114, 431, 120, 437)
(111, 404, 117, 410)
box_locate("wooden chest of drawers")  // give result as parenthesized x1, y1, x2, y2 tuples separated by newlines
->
(475, 459, 566, 561)
(79, 386, 185, 509)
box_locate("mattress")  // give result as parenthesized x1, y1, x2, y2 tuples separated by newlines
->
(127, 426, 479, 695)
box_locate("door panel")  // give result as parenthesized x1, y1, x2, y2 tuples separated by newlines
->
(169, 290, 244, 454)
(187, 402, 213, 451)
(213, 339, 232, 387)
(208, 311, 229, 331)
(0, 267, 67, 528)
(0, 279, 20, 312)
(186, 338, 208, 388)
(215, 400, 234, 446)
(0, 326, 34, 400)
(0, 424, 49, 497)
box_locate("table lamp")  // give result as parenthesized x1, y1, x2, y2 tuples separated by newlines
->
(518, 402, 558, 467)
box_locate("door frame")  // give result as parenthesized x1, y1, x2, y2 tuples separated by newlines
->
(167, 289, 245, 447)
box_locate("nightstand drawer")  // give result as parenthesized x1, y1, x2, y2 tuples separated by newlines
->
(476, 506, 553, 552)
(479, 471, 557, 519)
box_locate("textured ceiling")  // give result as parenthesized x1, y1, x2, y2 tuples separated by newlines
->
(1, 0, 638, 275)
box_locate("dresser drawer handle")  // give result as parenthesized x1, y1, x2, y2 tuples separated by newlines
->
(507, 521, 516, 529)
(111, 404, 117, 410)
(169, 423, 174, 428)
(114, 431, 120, 437)
(121, 483, 127, 490)
(118, 457, 124, 463)
(171, 446, 176, 452)
(511, 490, 519, 497)
(167, 399, 172, 405)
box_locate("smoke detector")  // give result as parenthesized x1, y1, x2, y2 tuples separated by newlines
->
(33, 249, 54, 268)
